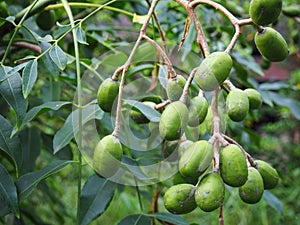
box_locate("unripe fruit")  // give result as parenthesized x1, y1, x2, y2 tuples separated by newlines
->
(188, 96, 209, 127)
(194, 52, 232, 91)
(167, 75, 186, 101)
(220, 144, 248, 187)
(97, 78, 119, 112)
(130, 101, 156, 124)
(244, 88, 263, 110)
(93, 135, 123, 178)
(159, 101, 189, 141)
(226, 89, 249, 122)
(36, 10, 56, 30)
(172, 172, 198, 185)
(162, 140, 179, 160)
(239, 168, 264, 204)
(282, 5, 300, 17)
(255, 27, 289, 62)
(195, 172, 225, 212)
(163, 184, 197, 214)
(255, 160, 279, 189)
(179, 140, 213, 178)
(204, 107, 226, 135)
(260, 57, 271, 70)
(249, 0, 282, 25)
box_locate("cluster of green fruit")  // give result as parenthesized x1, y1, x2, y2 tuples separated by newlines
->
(164, 143, 279, 214)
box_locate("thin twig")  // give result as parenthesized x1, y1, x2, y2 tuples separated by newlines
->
(179, 67, 198, 104)
(13, 41, 42, 54)
(154, 99, 171, 110)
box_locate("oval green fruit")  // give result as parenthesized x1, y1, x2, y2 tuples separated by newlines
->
(282, 4, 300, 17)
(220, 144, 248, 187)
(179, 140, 213, 178)
(159, 101, 189, 141)
(255, 160, 279, 189)
(163, 184, 197, 214)
(255, 27, 289, 62)
(244, 88, 263, 110)
(194, 52, 232, 91)
(249, 0, 282, 25)
(195, 172, 225, 212)
(97, 78, 120, 112)
(188, 96, 209, 127)
(36, 10, 56, 30)
(167, 75, 186, 101)
(226, 89, 249, 122)
(93, 135, 123, 178)
(239, 168, 264, 204)
(172, 172, 198, 185)
(130, 101, 156, 124)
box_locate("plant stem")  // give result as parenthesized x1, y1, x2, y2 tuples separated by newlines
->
(112, 0, 160, 137)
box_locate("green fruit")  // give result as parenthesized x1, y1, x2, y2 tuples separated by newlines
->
(0, 2, 9, 18)
(204, 107, 226, 135)
(282, 5, 300, 17)
(159, 101, 189, 141)
(255, 160, 279, 189)
(163, 184, 197, 214)
(93, 135, 123, 178)
(178, 140, 193, 157)
(194, 52, 232, 91)
(172, 172, 198, 185)
(36, 10, 56, 30)
(220, 144, 248, 187)
(226, 89, 249, 122)
(195, 172, 225, 212)
(97, 78, 120, 112)
(260, 56, 271, 70)
(255, 27, 289, 62)
(162, 140, 179, 160)
(249, 0, 282, 25)
(188, 96, 209, 127)
(244, 88, 263, 110)
(130, 101, 156, 124)
(239, 168, 264, 204)
(167, 75, 186, 101)
(179, 140, 213, 178)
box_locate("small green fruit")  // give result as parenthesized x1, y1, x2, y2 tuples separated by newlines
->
(282, 5, 300, 17)
(244, 88, 263, 110)
(163, 184, 197, 214)
(195, 172, 225, 212)
(167, 75, 186, 101)
(249, 0, 282, 25)
(188, 96, 209, 127)
(179, 140, 213, 178)
(255, 27, 289, 62)
(97, 78, 120, 112)
(93, 135, 123, 178)
(260, 56, 271, 70)
(226, 89, 249, 122)
(220, 144, 248, 187)
(36, 10, 56, 30)
(194, 52, 232, 91)
(159, 101, 189, 141)
(239, 168, 264, 204)
(255, 160, 279, 189)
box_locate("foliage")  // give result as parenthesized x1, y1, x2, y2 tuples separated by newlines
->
(0, 0, 299, 225)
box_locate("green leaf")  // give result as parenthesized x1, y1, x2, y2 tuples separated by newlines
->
(0, 198, 10, 217)
(79, 175, 117, 225)
(259, 82, 292, 91)
(53, 104, 104, 154)
(158, 65, 168, 90)
(232, 52, 264, 77)
(41, 42, 60, 78)
(263, 190, 283, 215)
(121, 156, 150, 181)
(41, 81, 62, 102)
(75, 27, 88, 45)
(0, 64, 27, 84)
(118, 214, 152, 225)
(0, 165, 19, 217)
(0, 66, 28, 126)
(149, 212, 189, 225)
(125, 99, 161, 122)
(49, 45, 67, 70)
(0, 115, 22, 172)
(268, 92, 300, 120)
(19, 101, 71, 130)
(16, 160, 73, 202)
(19, 127, 41, 174)
(22, 59, 38, 98)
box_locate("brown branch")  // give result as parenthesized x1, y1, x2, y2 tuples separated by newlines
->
(179, 67, 198, 104)
(154, 99, 171, 110)
(13, 41, 42, 54)
(219, 205, 224, 225)
(112, 0, 160, 137)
